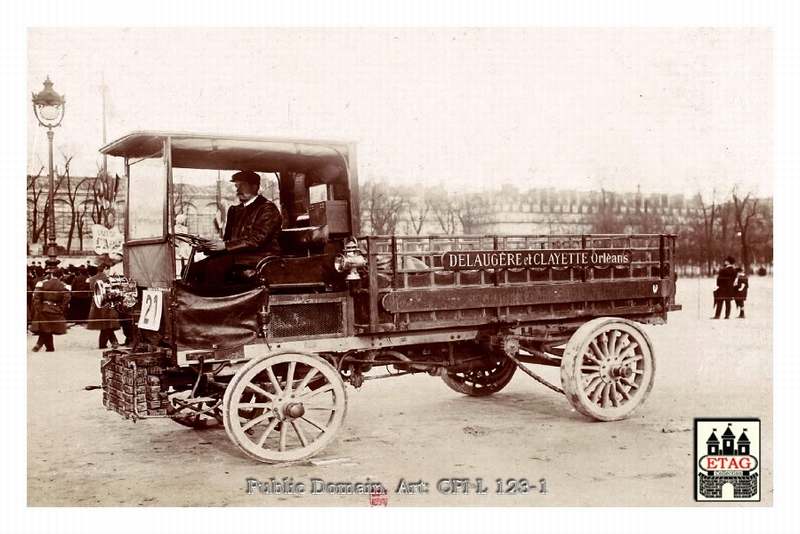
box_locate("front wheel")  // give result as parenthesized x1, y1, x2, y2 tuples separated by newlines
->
(560, 317, 655, 421)
(222, 351, 347, 463)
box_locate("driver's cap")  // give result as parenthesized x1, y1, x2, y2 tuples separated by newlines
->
(230, 170, 260, 187)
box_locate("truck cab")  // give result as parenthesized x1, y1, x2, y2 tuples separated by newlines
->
(97, 132, 365, 356)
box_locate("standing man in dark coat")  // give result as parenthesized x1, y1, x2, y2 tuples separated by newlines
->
(69, 266, 92, 324)
(30, 268, 71, 352)
(27, 266, 43, 325)
(712, 256, 738, 319)
(188, 171, 282, 287)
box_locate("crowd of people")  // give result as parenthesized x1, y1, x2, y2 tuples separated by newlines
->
(27, 255, 134, 352)
(27, 261, 93, 324)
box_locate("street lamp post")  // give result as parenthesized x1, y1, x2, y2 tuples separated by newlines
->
(31, 76, 66, 272)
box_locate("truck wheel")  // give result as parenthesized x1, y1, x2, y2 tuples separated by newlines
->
(442, 355, 516, 397)
(560, 317, 655, 421)
(223, 351, 347, 463)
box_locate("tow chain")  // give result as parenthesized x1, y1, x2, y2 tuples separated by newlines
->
(507, 354, 565, 395)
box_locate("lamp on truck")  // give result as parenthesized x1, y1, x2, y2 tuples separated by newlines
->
(93, 274, 138, 310)
(334, 237, 367, 281)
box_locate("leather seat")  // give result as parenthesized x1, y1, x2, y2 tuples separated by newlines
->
(278, 226, 329, 257)
(226, 255, 286, 286)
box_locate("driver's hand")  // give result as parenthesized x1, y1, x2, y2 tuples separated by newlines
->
(205, 239, 226, 252)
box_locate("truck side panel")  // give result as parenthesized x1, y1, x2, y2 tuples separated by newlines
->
(354, 234, 678, 334)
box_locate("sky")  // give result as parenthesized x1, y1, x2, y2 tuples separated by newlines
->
(25, 26, 774, 199)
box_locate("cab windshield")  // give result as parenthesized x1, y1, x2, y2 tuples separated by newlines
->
(127, 156, 167, 241)
(103, 132, 357, 285)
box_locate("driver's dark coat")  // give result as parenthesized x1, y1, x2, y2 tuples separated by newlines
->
(223, 195, 282, 264)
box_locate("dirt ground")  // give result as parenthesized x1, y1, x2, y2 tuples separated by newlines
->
(24, 276, 773, 509)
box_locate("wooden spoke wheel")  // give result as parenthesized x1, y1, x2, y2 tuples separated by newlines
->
(441, 352, 517, 397)
(222, 351, 347, 463)
(560, 317, 655, 421)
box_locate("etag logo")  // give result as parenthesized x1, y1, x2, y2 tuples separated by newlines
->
(694, 419, 760, 501)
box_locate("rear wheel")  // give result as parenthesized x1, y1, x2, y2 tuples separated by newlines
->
(223, 351, 347, 463)
(442, 348, 516, 397)
(560, 317, 655, 421)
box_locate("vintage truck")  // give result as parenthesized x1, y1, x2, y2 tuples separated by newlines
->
(95, 132, 681, 462)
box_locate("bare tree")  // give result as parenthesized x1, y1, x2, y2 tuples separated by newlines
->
(172, 183, 197, 220)
(75, 196, 93, 251)
(27, 167, 47, 246)
(587, 188, 626, 234)
(689, 191, 723, 276)
(716, 200, 736, 266)
(404, 188, 430, 235)
(731, 186, 761, 274)
(453, 192, 493, 234)
(55, 151, 93, 253)
(359, 179, 408, 235)
(425, 188, 459, 235)
(88, 171, 105, 226)
(38, 166, 69, 253)
(747, 199, 773, 270)
(629, 198, 668, 234)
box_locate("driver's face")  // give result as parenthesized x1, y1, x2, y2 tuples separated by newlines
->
(233, 181, 258, 203)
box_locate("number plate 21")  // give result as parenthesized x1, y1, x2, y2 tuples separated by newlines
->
(137, 290, 163, 331)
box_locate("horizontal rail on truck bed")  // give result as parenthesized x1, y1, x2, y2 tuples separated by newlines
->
(354, 234, 679, 334)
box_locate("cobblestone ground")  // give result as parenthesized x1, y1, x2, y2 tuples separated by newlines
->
(23, 277, 773, 509)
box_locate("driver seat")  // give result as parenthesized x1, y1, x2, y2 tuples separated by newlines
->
(227, 255, 286, 286)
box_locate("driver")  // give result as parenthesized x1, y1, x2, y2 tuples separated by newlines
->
(187, 171, 282, 287)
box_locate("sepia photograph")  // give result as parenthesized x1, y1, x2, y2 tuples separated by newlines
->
(8, 0, 798, 531)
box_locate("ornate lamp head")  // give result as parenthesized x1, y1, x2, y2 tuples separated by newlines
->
(32, 76, 66, 128)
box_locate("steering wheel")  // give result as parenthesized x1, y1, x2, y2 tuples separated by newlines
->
(172, 232, 211, 247)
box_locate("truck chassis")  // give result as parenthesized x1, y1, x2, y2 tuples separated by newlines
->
(102, 231, 679, 463)
(95, 131, 680, 463)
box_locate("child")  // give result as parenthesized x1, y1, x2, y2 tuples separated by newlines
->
(734, 267, 749, 319)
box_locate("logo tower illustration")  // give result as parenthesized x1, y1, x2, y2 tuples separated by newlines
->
(694, 419, 760, 501)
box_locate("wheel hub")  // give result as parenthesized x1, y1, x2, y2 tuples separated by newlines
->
(272, 396, 306, 421)
(595, 352, 632, 384)
(611, 365, 633, 379)
(284, 402, 305, 419)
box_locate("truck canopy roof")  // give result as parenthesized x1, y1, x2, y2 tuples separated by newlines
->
(100, 131, 353, 182)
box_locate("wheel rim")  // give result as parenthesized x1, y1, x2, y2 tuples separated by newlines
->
(561, 318, 655, 421)
(442, 355, 516, 397)
(223, 352, 347, 463)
